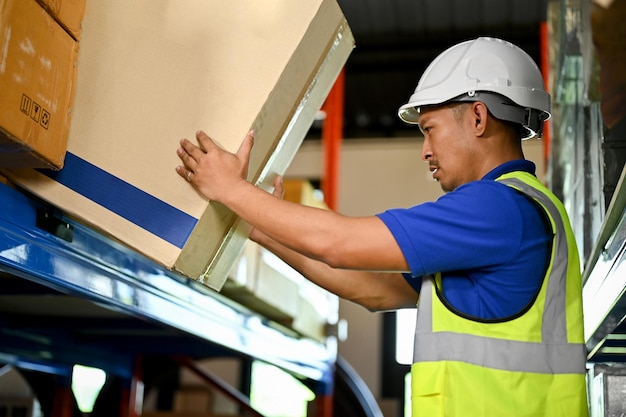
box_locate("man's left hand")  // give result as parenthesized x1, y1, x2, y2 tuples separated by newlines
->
(176, 129, 255, 203)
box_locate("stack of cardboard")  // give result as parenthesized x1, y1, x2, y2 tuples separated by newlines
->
(0, 0, 85, 169)
(223, 180, 339, 341)
(2, 0, 354, 290)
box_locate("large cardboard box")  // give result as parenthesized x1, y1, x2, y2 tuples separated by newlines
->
(36, 0, 86, 40)
(3, 0, 354, 290)
(0, 0, 79, 169)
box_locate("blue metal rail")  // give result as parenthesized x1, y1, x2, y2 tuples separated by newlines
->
(0, 180, 335, 392)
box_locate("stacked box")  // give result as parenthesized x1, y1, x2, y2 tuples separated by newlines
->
(3, 0, 354, 290)
(224, 180, 339, 341)
(0, 0, 81, 169)
(283, 179, 329, 210)
(36, 0, 86, 40)
(225, 242, 303, 325)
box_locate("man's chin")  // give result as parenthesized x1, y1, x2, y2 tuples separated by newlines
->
(439, 181, 455, 193)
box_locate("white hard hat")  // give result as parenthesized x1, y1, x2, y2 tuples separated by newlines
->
(398, 37, 551, 139)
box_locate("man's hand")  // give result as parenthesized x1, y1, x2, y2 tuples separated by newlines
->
(176, 130, 255, 203)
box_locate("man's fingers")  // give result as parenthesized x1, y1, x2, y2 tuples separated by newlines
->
(175, 165, 194, 183)
(177, 141, 198, 171)
(236, 130, 255, 164)
(176, 130, 254, 189)
(178, 131, 217, 171)
(187, 129, 253, 162)
(195, 130, 217, 152)
(179, 136, 207, 161)
(273, 175, 284, 199)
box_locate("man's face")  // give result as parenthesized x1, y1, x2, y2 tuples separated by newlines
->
(417, 104, 478, 192)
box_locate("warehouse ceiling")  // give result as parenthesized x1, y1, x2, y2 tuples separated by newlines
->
(325, 0, 549, 138)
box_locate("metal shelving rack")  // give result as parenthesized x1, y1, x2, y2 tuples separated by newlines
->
(583, 167, 626, 363)
(0, 179, 336, 416)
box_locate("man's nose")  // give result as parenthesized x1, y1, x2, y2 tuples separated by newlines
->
(421, 140, 432, 161)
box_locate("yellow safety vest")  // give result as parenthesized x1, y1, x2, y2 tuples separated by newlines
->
(411, 171, 588, 417)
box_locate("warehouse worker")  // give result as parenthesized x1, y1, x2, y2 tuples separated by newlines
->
(176, 37, 588, 416)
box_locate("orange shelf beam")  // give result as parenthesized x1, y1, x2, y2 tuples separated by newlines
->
(321, 69, 346, 212)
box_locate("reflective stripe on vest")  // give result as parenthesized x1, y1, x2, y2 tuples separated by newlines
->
(413, 176, 586, 374)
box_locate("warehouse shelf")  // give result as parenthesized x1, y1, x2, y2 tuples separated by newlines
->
(583, 168, 626, 363)
(0, 180, 336, 391)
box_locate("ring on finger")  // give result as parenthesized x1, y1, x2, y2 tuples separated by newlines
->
(186, 171, 192, 182)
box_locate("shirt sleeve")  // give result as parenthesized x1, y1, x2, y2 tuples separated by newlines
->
(376, 180, 525, 279)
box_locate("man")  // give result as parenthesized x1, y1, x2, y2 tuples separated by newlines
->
(176, 37, 588, 416)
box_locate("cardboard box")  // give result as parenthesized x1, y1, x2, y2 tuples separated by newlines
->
(173, 386, 214, 413)
(283, 179, 328, 210)
(0, 0, 79, 169)
(3, 0, 354, 290)
(224, 180, 339, 340)
(224, 242, 302, 324)
(293, 279, 339, 341)
(36, 0, 86, 40)
(225, 240, 339, 341)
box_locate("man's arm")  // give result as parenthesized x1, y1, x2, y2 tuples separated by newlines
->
(176, 130, 409, 272)
(248, 175, 419, 311)
(250, 227, 419, 311)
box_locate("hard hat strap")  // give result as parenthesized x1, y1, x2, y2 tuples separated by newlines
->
(450, 92, 547, 139)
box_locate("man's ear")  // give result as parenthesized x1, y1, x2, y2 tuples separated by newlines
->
(471, 102, 489, 136)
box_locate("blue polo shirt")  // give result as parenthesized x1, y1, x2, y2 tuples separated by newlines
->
(376, 160, 551, 320)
